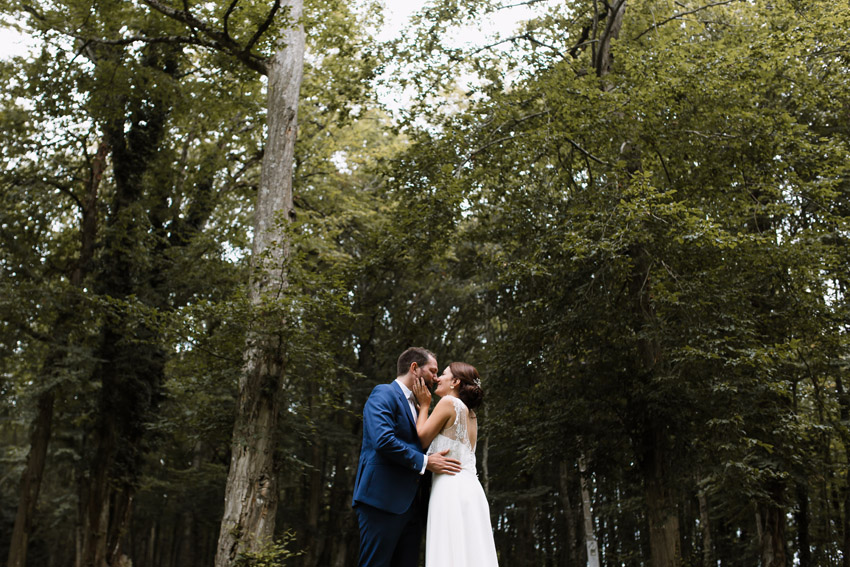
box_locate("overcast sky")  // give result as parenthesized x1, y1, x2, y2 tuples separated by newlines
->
(0, 2, 431, 57)
(0, 1, 535, 59)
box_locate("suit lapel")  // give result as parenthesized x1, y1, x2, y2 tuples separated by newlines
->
(394, 381, 417, 431)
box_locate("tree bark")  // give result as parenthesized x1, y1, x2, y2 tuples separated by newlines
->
(578, 453, 600, 567)
(304, 435, 324, 566)
(78, 126, 170, 567)
(756, 497, 787, 567)
(595, 0, 627, 80)
(482, 405, 490, 496)
(147, 523, 158, 567)
(80, 428, 113, 567)
(321, 419, 354, 567)
(630, 248, 681, 567)
(177, 442, 203, 567)
(7, 140, 106, 567)
(214, 1, 305, 564)
(795, 479, 810, 566)
(837, 375, 850, 567)
(559, 461, 580, 567)
(644, 444, 682, 567)
(697, 484, 712, 567)
(6, 389, 55, 567)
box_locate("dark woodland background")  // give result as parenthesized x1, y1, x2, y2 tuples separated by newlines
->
(2, 0, 850, 566)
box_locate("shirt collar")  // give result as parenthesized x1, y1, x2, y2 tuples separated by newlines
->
(394, 378, 413, 399)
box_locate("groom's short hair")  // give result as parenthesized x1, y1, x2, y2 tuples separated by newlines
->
(397, 347, 435, 376)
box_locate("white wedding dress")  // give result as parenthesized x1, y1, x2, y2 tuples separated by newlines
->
(426, 396, 499, 567)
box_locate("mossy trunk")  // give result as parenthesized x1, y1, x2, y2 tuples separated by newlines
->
(214, 2, 305, 564)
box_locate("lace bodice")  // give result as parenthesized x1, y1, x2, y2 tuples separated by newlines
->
(427, 396, 477, 475)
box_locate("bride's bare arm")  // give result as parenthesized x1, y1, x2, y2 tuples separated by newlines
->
(418, 398, 454, 448)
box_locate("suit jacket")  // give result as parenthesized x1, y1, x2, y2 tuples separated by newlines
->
(352, 382, 426, 514)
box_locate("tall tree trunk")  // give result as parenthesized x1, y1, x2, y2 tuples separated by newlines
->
(559, 461, 579, 567)
(697, 483, 712, 567)
(214, 2, 305, 564)
(79, 214, 168, 567)
(80, 378, 145, 567)
(756, 495, 787, 567)
(594, 5, 682, 562)
(838, 375, 850, 567)
(578, 453, 600, 567)
(147, 523, 158, 567)
(177, 441, 203, 567)
(644, 433, 682, 567)
(7, 389, 55, 567)
(482, 404, 490, 496)
(322, 420, 354, 567)
(790, 381, 811, 567)
(795, 479, 810, 567)
(630, 247, 680, 567)
(7, 140, 106, 567)
(81, 428, 113, 567)
(304, 436, 324, 566)
(77, 41, 175, 564)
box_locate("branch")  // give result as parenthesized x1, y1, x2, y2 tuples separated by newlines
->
(564, 137, 611, 166)
(683, 129, 738, 139)
(632, 0, 740, 41)
(46, 180, 84, 210)
(495, 0, 551, 10)
(228, 150, 264, 186)
(470, 134, 520, 155)
(654, 147, 672, 185)
(140, 0, 269, 74)
(595, 0, 626, 76)
(71, 33, 216, 48)
(526, 33, 567, 59)
(450, 111, 551, 175)
(462, 33, 529, 60)
(20, 2, 46, 22)
(244, 0, 282, 54)
(464, 32, 565, 60)
(223, 0, 241, 38)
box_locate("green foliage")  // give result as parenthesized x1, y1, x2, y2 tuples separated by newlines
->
(3, 0, 850, 566)
(235, 532, 302, 567)
(383, 0, 850, 564)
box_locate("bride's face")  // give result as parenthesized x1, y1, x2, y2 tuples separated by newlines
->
(434, 367, 458, 397)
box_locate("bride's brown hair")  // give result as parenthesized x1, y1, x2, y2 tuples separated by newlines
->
(449, 362, 484, 411)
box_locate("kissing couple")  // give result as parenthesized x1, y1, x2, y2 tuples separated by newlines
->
(352, 347, 499, 567)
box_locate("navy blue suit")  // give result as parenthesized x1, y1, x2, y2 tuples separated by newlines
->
(353, 382, 427, 567)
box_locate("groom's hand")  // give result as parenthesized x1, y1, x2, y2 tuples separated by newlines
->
(426, 450, 462, 475)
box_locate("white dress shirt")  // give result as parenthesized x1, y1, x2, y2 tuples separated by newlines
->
(395, 378, 428, 474)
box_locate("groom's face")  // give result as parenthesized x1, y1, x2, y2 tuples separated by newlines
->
(420, 356, 439, 388)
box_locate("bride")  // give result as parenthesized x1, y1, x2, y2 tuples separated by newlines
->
(412, 362, 499, 567)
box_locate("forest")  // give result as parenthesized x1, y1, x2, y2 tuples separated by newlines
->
(1, 0, 849, 566)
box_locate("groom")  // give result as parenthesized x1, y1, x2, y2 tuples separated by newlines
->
(352, 347, 462, 567)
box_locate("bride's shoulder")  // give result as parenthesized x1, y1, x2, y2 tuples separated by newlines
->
(436, 396, 456, 408)
(435, 396, 462, 416)
(440, 395, 465, 412)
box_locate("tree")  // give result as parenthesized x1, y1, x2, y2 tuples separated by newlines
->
(386, 0, 850, 565)
(4, 0, 850, 565)
(0, 1, 268, 563)
(214, 0, 305, 561)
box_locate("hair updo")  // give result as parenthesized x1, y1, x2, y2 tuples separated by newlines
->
(449, 362, 484, 411)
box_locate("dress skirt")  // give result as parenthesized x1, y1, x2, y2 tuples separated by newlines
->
(425, 470, 499, 567)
